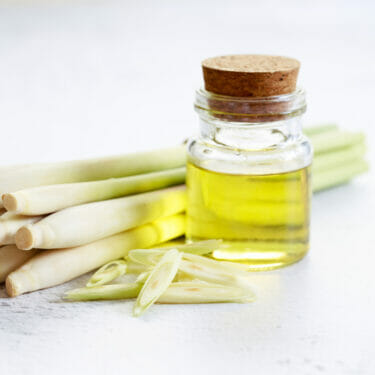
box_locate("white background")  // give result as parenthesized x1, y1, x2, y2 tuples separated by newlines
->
(0, 1, 374, 374)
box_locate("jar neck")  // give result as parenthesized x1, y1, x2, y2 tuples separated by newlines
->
(195, 88, 306, 151)
(199, 117, 303, 151)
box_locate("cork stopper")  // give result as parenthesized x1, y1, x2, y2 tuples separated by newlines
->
(202, 55, 300, 97)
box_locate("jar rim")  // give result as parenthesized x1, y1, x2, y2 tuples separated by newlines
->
(195, 87, 306, 122)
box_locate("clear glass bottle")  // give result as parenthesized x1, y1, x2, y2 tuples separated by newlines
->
(186, 87, 313, 270)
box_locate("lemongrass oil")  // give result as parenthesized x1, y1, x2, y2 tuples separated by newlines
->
(187, 163, 311, 270)
(186, 55, 313, 270)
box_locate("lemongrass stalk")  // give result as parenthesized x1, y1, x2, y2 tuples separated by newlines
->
(64, 281, 255, 304)
(0, 146, 186, 200)
(133, 249, 182, 316)
(86, 260, 127, 287)
(312, 142, 366, 173)
(0, 245, 38, 282)
(303, 124, 338, 136)
(15, 186, 186, 250)
(0, 213, 43, 245)
(6, 214, 185, 296)
(313, 159, 368, 192)
(3, 167, 186, 216)
(310, 131, 365, 154)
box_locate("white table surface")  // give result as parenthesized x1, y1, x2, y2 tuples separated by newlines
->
(0, 1, 374, 374)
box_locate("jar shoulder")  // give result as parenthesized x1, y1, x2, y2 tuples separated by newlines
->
(187, 136, 313, 175)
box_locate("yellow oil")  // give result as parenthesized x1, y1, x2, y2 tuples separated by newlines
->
(186, 162, 311, 270)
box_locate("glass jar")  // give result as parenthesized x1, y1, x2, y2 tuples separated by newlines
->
(186, 88, 313, 270)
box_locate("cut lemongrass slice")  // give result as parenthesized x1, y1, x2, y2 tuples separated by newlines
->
(158, 281, 255, 304)
(128, 239, 222, 267)
(157, 239, 222, 255)
(128, 249, 165, 267)
(86, 260, 127, 287)
(64, 283, 142, 301)
(182, 253, 251, 278)
(126, 261, 149, 274)
(136, 271, 150, 283)
(133, 249, 182, 317)
(179, 255, 252, 289)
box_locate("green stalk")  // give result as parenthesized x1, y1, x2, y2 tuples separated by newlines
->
(312, 142, 366, 173)
(3, 167, 186, 216)
(0, 146, 186, 205)
(309, 130, 365, 154)
(313, 159, 369, 192)
(303, 124, 338, 136)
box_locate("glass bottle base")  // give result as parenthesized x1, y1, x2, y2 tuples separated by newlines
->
(187, 237, 309, 271)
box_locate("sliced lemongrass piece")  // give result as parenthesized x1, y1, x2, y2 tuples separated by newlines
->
(158, 239, 222, 255)
(86, 260, 127, 287)
(158, 281, 255, 304)
(182, 253, 251, 278)
(136, 271, 150, 283)
(128, 239, 223, 267)
(128, 249, 165, 267)
(64, 283, 142, 301)
(179, 256, 252, 289)
(126, 261, 149, 274)
(133, 249, 182, 317)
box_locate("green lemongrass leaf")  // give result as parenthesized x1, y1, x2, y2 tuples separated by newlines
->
(157, 281, 255, 304)
(64, 283, 142, 301)
(86, 260, 127, 287)
(133, 249, 182, 317)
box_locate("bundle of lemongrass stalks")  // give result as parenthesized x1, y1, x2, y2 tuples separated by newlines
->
(0, 124, 368, 302)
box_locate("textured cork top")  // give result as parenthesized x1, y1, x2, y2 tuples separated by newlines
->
(202, 54, 300, 97)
